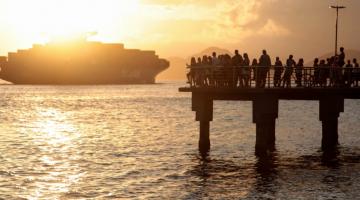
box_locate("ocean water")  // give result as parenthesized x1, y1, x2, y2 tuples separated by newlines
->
(0, 82, 359, 199)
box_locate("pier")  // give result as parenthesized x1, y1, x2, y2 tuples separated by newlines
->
(179, 66, 360, 156)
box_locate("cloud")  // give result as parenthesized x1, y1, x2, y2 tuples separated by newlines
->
(139, 0, 291, 43)
(257, 19, 291, 36)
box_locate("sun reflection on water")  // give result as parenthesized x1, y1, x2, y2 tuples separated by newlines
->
(25, 108, 83, 199)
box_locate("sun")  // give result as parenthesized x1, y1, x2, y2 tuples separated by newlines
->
(3, 0, 140, 43)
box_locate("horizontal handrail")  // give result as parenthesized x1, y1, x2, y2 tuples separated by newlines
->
(186, 65, 360, 88)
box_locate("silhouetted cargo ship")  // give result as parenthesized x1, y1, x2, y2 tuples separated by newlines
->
(0, 38, 169, 84)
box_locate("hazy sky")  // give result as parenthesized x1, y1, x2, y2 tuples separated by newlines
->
(0, 0, 359, 61)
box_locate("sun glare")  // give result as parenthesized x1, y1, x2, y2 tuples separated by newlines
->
(4, 0, 140, 43)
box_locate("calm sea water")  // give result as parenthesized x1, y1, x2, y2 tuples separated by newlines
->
(0, 82, 359, 199)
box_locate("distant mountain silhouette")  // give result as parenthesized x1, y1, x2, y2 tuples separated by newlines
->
(305, 49, 360, 66)
(158, 47, 232, 80)
(189, 47, 232, 60)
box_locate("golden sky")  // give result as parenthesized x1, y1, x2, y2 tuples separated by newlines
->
(0, 0, 359, 60)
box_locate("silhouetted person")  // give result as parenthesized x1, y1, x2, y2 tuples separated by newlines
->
(192, 57, 203, 86)
(202, 55, 209, 65)
(282, 55, 295, 88)
(314, 58, 320, 86)
(319, 59, 327, 87)
(333, 56, 343, 86)
(344, 60, 353, 87)
(187, 57, 197, 86)
(203, 56, 211, 85)
(223, 54, 233, 86)
(232, 50, 244, 87)
(207, 56, 213, 65)
(353, 58, 360, 87)
(190, 57, 197, 66)
(252, 58, 258, 87)
(205, 55, 215, 86)
(258, 50, 271, 88)
(243, 53, 251, 87)
(295, 58, 304, 87)
(212, 52, 220, 66)
(329, 56, 341, 86)
(197, 57, 202, 66)
(274, 57, 283, 87)
(338, 47, 345, 67)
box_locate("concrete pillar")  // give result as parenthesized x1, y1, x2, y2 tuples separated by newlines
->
(192, 93, 213, 154)
(199, 121, 210, 154)
(253, 96, 279, 156)
(320, 97, 344, 151)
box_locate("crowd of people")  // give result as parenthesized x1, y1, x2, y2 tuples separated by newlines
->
(187, 47, 360, 88)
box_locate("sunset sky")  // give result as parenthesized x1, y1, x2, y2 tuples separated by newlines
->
(0, 0, 359, 61)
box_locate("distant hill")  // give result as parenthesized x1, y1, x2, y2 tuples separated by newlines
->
(189, 47, 232, 60)
(305, 49, 360, 66)
(157, 47, 233, 81)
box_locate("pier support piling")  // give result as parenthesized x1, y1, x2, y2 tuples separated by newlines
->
(253, 97, 279, 156)
(199, 121, 210, 154)
(320, 97, 344, 151)
(193, 93, 213, 154)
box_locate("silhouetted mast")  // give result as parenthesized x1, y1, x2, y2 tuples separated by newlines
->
(330, 5, 346, 56)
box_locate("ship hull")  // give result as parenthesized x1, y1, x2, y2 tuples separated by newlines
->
(0, 40, 169, 85)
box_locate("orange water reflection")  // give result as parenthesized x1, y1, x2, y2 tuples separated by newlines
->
(25, 108, 83, 199)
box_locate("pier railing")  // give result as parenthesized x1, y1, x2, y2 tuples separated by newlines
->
(186, 65, 360, 88)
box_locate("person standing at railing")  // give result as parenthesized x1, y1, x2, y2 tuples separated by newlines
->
(252, 58, 259, 87)
(282, 55, 295, 88)
(313, 58, 320, 86)
(186, 57, 197, 87)
(319, 59, 328, 87)
(326, 57, 334, 86)
(344, 60, 353, 87)
(353, 58, 360, 87)
(201, 55, 211, 86)
(258, 50, 271, 88)
(339, 47, 346, 67)
(197, 57, 202, 66)
(295, 58, 304, 87)
(274, 57, 283, 87)
(329, 56, 339, 87)
(212, 52, 220, 66)
(243, 53, 251, 87)
(223, 54, 233, 87)
(208, 52, 220, 86)
(232, 50, 243, 87)
(194, 57, 203, 87)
